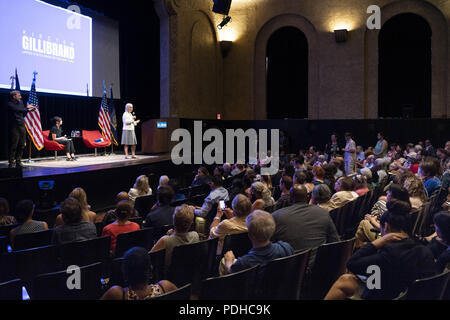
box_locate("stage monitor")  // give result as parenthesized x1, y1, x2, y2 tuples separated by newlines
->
(0, 0, 121, 98)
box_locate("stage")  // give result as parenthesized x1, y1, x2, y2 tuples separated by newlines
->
(0, 152, 193, 213)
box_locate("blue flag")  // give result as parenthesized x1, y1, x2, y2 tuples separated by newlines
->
(109, 85, 118, 146)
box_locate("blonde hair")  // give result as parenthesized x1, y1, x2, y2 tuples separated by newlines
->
(134, 175, 150, 195)
(173, 204, 194, 233)
(125, 103, 133, 112)
(251, 182, 274, 207)
(69, 187, 89, 211)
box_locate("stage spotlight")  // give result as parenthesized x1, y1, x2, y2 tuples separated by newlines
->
(217, 16, 231, 30)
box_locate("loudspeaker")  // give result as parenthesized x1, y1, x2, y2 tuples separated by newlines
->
(212, 0, 232, 15)
(0, 167, 22, 180)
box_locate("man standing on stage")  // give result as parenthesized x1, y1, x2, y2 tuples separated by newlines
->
(343, 132, 357, 175)
(7, 90, 35, 168)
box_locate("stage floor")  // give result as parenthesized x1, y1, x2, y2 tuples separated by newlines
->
(0, 152, 172, 178)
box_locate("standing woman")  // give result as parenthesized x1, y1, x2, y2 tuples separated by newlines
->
(49, 116, 76, 161)
(122, 103, 140, 159)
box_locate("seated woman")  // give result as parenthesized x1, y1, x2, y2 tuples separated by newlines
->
(150, 204, 199, 267)
(191, 167, 210, 188)
(51, 197, 97, 245)
(55, 187, 97, 227)
(102, 200, 140, 253)
(250, 182, 275, 213)
(353, 175, 370, 197)
(209, 194, 252, 255)
(0, 197, 16, 226)
(128, 175, 152, 202)
(423, 211, 450, 272)
(325, 201, 438, 300)
(10, 200, 48, 248)
(48, 116, 76, 161)
(100, 247, 177, 300)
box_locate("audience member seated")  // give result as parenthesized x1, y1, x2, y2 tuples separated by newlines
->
(325, 201, 437, 300)
(250, 182, 275, 213)
(51, 197, 97, 245)
(128, 175, 152, 202)
(228, 179, 246, 202)
(310, 184, 334, 212)
(419, 161, 441, 198)
(293, 171, 306, 186)
(231, 164, 245, 177)
(191, 167, 211, 187)
(222, 163, 232, 179)
(400, 172, 427, 210)
(10, 200, 48, 247)
(303, 170, 315, 195)
(150, 204, 199, 267)
(359, 167, 374, 189)
(354, 175, 370, 196)
(194, 175, 229, 218)
(213, 166, 225, 180)
(0, 197, 16, 226)
(55, 187, 96, 226)
(355, 185, 411, 248)
(103, 192, 139, 227)
(274, 176, 292, 211)
(432, 212, 450, 271)
(272, 185, 339, 252)
(102, 200, 140, 253)
(332, 157, 346, 179)
(100, 247, 177, 300)
(144, 186, 175, 229)
(312, 166, 326, 186)
(209, 194, 252, 255)
(260, 174, 273, 196)
(328, 177, 359, 210)
(322, 163, 337, 194)
(158, 175, 170, 189)
(168, 179, 186, 202)
(222, 210, 294, 275)
(294, 155, 307, 172)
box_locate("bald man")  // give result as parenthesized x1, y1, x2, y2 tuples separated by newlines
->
(272, 184, 339, 253)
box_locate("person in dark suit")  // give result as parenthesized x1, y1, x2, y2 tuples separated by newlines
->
(7, 91, 36, 168)
(144, 186, 175, 229)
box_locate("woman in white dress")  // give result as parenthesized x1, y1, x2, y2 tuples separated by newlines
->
(122, 103, 140, 159)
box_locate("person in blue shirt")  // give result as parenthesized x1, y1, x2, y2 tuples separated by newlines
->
(419, 161, 441, 198)
(223, 210, 294, 274)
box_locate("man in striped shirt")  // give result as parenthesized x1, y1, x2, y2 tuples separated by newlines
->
(7, 91, 35, 168)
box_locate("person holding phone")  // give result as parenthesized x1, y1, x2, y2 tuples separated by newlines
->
(122, 103, 140, 159)
(209, 194, 252, 255)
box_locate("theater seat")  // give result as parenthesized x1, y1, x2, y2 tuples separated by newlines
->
(82, 130, 111, 156)
(42, 130, 65, 160)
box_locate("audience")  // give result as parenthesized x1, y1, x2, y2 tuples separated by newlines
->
(250, 182, 275, 213)
(10, 200, 48, 248)
(419, 161, 441, 197)
(150, 204, 199, 267)
(191, 167, 211, 187)
(222, 210, 294, 275)
(103, 192, 139, 227)
(194, 175, 229, 218)
(102, 200, 140, 253)
(312, 166, 326, 186)
(274, 176, 293, 210)
(325, 201, 437, 300)
(328, 177, 359, 210)
(128, 175, 152, 201)
(55, 187, 97, 226)
(432, 212, 450, 271)
(310, 184, 334, 212)
(272, 185, 339, 253)
(158, 175, 170, 188)
(353, 175, 370, 196)
(0, 197, 16, 226)
(144, 186, 175, 229)
(209, 194, 252, 255)
(51, 197, 97, 245)
(100, 247, 177, 300)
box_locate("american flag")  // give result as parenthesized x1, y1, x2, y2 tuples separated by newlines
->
(98, 84, 112, 141)
(24, 73, 44, 150)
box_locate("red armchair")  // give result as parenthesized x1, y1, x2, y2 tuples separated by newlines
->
(82, 130, 111, 156)
(42, 130, 66, 160)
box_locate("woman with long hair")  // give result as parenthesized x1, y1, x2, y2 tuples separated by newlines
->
(128, 175, 152, 201)
(55, 187, 97, 226)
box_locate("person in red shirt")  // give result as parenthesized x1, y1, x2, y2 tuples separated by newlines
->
(102, 200, 140, 253)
